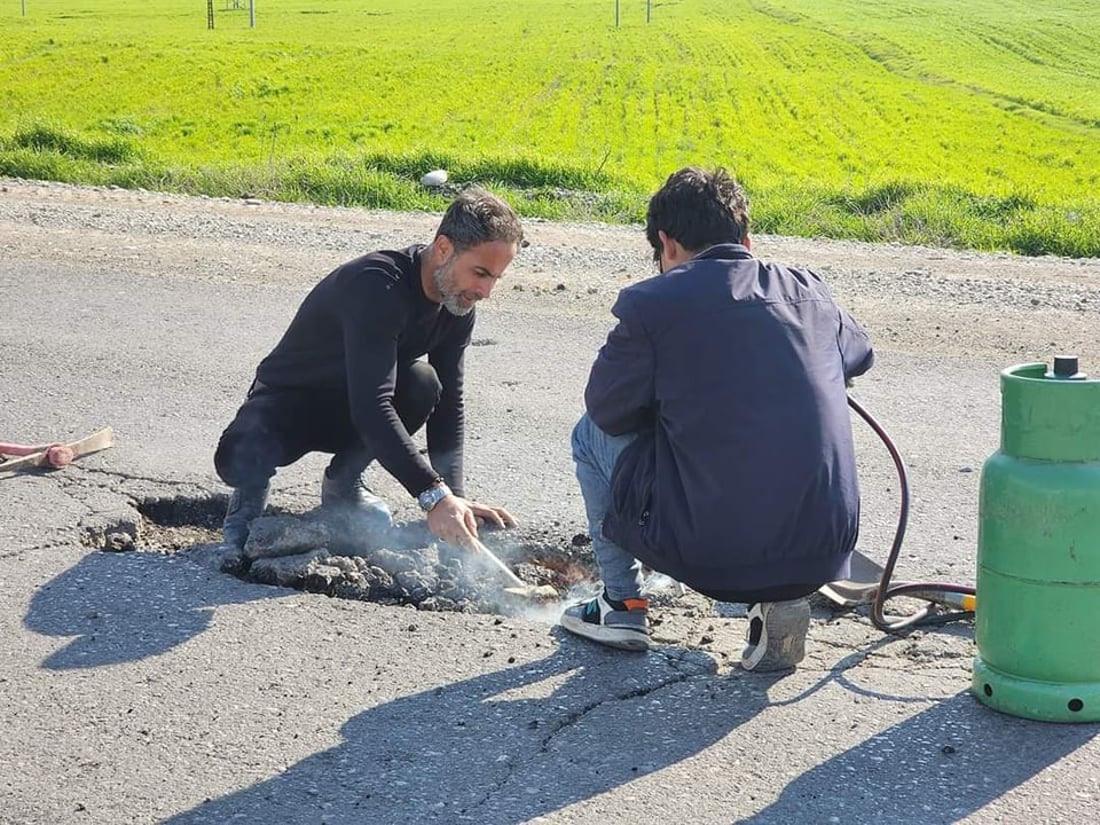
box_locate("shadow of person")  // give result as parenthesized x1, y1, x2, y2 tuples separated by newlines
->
(23, 548, 281, 670)
(740, 689, 1099, 824)
(163, 633, 787, 824)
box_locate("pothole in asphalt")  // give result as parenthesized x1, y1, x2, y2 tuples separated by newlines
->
(119, 494, 599, 616)
(80, 495, 921, 635)
(79, 496, 878, 658)
(134, 493, 230, 548)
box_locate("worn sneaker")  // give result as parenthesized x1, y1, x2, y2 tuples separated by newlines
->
(560, 592, 652, 651)
(741, 598, 811, 671)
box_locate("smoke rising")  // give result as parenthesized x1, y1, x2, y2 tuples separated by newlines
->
(223, 506, 599, 622)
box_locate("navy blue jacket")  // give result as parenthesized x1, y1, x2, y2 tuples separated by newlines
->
(588, 244, 874, 592)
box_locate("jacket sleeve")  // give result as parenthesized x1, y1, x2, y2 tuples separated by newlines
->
(837, 306, 875, 380)
(585, 291, 656, 436)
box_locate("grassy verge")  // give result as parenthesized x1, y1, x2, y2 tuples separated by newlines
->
(3, 124, 1095, 256)
(3, 0, 1098, 256)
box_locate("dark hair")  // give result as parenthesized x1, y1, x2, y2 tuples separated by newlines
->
(436, 187, 524, 252)
(645, 167, 750, 263)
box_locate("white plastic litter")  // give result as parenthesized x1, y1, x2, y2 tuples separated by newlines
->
(421, 169, 448, 187)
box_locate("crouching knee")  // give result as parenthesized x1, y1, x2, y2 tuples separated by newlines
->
(214, 424, 276, 490)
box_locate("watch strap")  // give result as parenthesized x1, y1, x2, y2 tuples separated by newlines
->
(417, 481, 452, 511)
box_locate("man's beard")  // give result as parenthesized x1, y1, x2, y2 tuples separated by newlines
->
(433, 256, 474, 316)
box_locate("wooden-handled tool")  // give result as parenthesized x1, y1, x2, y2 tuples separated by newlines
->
(462, 534, 559, 602)
(0, 427, 114, 473)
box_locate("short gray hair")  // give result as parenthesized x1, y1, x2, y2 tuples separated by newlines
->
(436, 187, 524, 252)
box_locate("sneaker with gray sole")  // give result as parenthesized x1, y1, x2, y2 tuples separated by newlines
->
(560, 591, 652, 651)
(741, 598, 811, 671)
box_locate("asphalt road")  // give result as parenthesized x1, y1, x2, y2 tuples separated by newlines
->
(1, 180, 1098, 824)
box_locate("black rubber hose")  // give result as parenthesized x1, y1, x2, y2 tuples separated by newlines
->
(847, 395, 976, 632)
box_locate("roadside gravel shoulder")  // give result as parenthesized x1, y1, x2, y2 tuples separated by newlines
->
(3, 176, 1098, 367)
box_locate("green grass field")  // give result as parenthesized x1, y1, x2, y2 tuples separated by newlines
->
(2, 0, 1098, 255)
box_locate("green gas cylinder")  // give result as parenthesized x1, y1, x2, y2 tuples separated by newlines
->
(972, 356, 1100, 722)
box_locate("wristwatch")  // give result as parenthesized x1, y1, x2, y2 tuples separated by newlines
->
(417, 480, 452, 512)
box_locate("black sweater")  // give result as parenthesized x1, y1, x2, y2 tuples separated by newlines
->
(256, 245, 472, 497)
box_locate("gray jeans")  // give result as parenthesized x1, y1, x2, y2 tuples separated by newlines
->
(571, 413, 821, 606)
(571, 414, 645, 602)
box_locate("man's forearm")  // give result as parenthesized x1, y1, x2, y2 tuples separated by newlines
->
(586, 298, 656, 436)
(427, 404, 465, 498)
(585, 357, 653, 436)
(428, 446, 464, 498)
(354, 403, 442, 497)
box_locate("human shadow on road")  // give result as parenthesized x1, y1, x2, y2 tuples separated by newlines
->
(23, 549, 280, 669)
(163, 634, 783, 824)
(741, 688, 1099, 824)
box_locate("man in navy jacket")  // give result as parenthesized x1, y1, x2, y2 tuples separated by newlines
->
(560, 168, 874, 671)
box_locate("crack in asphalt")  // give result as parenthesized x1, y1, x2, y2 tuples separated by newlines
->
(810, 633, 971, 663)
(459, 649, 710, 814)
(79, 466, 213, 490)
(537, 650, 707, 744)
(52, 481, 100, 516)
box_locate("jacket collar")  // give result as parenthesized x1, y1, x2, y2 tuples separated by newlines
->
(693, 243, 753, 261)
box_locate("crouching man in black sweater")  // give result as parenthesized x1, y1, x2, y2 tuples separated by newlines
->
(214, 188, 523, 550)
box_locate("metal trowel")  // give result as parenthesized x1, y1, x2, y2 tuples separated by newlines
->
(818, 549, 885, 607)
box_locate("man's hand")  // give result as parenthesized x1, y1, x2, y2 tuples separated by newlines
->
(468, 500, 518, 530)
(426, 495, 517, 547)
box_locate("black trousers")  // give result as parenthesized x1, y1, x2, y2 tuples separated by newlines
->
(214, 360, 441, 490)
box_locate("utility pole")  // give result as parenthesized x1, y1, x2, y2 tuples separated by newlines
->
(207, 0, 214, 29)
(22, 0, 26, 16)
(647, 0, 652, 23)
(249, 0, 255, 28)
(615, 0, 619, 28)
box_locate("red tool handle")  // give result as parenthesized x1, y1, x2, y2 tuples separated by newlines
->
(0, 442, 74, 467)
(0, 441, 50, 456)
